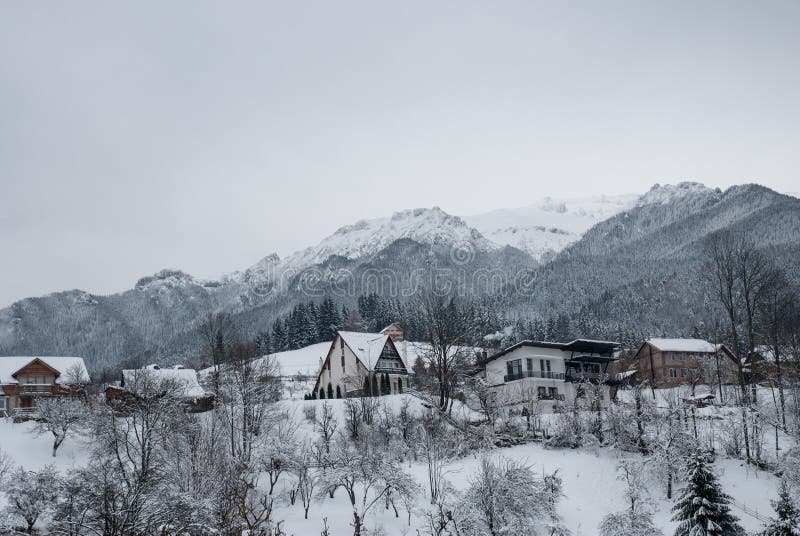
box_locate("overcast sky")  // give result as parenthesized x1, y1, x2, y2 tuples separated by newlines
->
(1, 1, 798, 307)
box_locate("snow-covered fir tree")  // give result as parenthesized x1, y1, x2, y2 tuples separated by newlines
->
(671, 451, 744, 536)
(761, 479, 800, 536)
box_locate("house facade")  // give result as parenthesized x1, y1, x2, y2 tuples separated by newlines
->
(0, 356, 90, 417)
(105, 364, 213, 412)
(632, 338, 738, 388)
(478, 339, 620, 412)
(313, 331, 410, 398)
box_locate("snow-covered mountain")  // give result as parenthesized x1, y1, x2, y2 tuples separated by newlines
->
(229, 207, 500, 289)
(280, 207, 497, 270)
(464, 193, 637, 260)
(2, 182, 798, 371)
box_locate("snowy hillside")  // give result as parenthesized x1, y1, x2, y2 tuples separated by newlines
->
(465, 193, 637, 260)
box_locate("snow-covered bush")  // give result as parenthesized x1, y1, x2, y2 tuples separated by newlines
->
(3, 465, 60, 534)
(598, 459, 663, 536)
(455, 457, 568, 536)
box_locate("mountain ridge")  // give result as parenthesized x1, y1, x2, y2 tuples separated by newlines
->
(2, 182, 798, 371)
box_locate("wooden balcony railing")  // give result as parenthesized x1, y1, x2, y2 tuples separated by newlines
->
(18, 384, 54, 395)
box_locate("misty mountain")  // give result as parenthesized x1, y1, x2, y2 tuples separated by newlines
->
(0, 207, 526, 371)
(1, 182, 798, 372)
(512, 182, 800, 335)
(465, 193, 637, 261)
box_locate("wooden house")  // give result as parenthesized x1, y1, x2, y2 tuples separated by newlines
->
(0, 356, 89, 418)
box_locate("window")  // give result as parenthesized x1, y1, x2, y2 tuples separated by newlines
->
(679, 352, 686, 361)
(669, 368, 677, 378)
(548, 387, 558, 398)
(0, 397, 6, 411)
(341, 354, 346, 372)
(506, 359, 523, 378)
(681, 368, 689, 377)
(669, 352, 675, 361)
(537, 386, 547, 397)
(526, 358, 533, 372)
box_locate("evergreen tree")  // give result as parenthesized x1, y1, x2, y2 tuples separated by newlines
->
(762, 480, 800, 536)
(672, 451, 744, 536)
(317, 297, 342, 341)
(363, 375, 372, 397)
(379, 373, 389, 395)
(271, 319, 286, 351)
(213, 333, 226, 365)
(255, 330, 272, 356)
(371, 373, 379, 397)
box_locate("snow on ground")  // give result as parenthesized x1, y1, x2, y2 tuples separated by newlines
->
(271, 395, 779, 535)
(0, 393, 785, 534)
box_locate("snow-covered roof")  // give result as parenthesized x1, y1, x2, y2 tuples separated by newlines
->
(646, 338, 719, 353)
(339, 331, 394, 370)
(0, 356, 90, 386)
(380, 323, 403, 333)
(122, 367, 206, 398)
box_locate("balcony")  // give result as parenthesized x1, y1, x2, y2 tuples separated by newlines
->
(373, 367, 408, 375)
(565, 371, 609, 382)
(503, 370, 565, 383)
(18, 384, 54, 395)
(537, 393, 565, 401)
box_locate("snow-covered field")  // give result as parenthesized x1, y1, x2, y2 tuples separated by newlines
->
(0, 393, 784, 535)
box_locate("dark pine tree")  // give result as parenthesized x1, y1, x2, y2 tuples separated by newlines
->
(672, 451, 744, 536)
(381, 372, 390, 395)
(371, 373, 379, 397)
(271, 319, 287, 351)
(762, 479, 800, 536)
(363, 375, 372, 397)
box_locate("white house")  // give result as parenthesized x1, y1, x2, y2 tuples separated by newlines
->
(477, 339, 620, 411)
(312, 331, 411, 398)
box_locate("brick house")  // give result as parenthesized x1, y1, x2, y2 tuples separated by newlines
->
(631, 339, 738, 388)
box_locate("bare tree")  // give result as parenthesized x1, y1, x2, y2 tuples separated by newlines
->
(32, 397, 87, 457)
(315, 401, 338, 454)
(198, 312, 236, 392)
(319, 437, 419, 536)
(759, 272, 796, 428)
(412, 293, 475, 411)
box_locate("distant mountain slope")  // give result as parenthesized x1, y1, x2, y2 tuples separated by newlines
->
(0, 207, 528, 370)
(2, 183, 797, 371)
(465, 193, 637, 260)
(516, 183, 800, 334)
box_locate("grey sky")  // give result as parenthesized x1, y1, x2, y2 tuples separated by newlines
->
(1, 1, 798, 307)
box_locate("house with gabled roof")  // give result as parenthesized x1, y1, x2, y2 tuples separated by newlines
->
(105, 364, 214, 413)
(0, 356, 90, 418)
(312, 330, 410, 398)
(631, 338, 739, 388)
